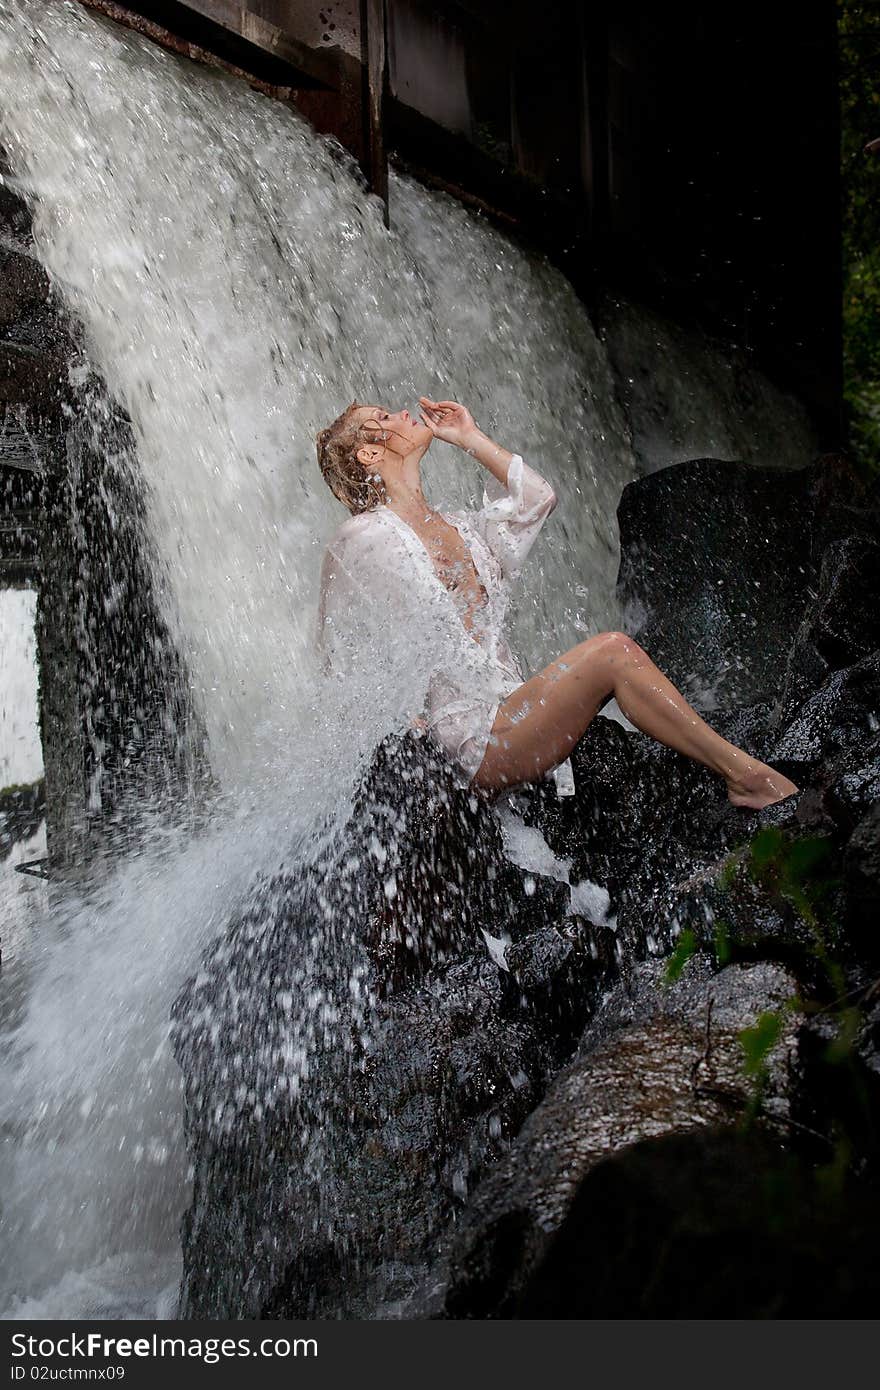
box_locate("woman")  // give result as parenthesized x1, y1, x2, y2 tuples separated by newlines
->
(315, 396, 799, 810)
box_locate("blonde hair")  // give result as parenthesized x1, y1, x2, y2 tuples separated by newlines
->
(316, 401, 389, 514)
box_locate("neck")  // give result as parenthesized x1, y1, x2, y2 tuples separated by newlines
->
(382, 448, 434, 517)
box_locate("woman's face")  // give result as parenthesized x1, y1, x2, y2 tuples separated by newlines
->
(354, 404, 431, 461)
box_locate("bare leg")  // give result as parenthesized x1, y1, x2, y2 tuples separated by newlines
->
(472, 631, 799, 808)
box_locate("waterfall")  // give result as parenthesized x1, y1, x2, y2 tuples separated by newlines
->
(0, 0, 816, 1320)
(0, 0, 636, 1318)
(0, 0, 635, 801)
(600, 295, 818, 475)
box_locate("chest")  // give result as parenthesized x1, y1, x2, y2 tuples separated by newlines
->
(396, 509, 502, 642)
(413, 517, 485, 596)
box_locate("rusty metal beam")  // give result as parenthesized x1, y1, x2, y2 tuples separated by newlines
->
(362, 0, 389, 228)
(77, 1, 293, 97)
(158, 0, 341, 86)
(76, 1, 329, 98)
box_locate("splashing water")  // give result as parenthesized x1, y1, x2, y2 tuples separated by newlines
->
(0, 0, 634, 796)
(0, 0, 637, 1317)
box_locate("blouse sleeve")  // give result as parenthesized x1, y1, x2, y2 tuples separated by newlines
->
(474, 453, 557, 581)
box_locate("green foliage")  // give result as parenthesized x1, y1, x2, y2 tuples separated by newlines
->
(744, 826, 845, 995)
(739, 1010, 785, 1078)
(737, 1005, 791, 1128)
(717, 853, 740, 893)
(745, 826, 837, 911)
(712, 918, 732, 967)
(0, 778, 44, 800)
(745, 825, 838, 924)
(826, 1004, 863, 1064)
(715, 826, 843, 959)
(716, 819, 872, 1164)
(661, 812, 871, 1174)
(840, 0, 880, 476)
(663, 928, 697, 984)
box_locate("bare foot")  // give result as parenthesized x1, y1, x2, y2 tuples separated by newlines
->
(726, 760, 800, 810)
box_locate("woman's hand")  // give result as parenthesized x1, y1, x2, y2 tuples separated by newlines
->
(418, 397, 478, 450)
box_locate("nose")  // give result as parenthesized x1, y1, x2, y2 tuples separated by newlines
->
(402, 409, 410, 422)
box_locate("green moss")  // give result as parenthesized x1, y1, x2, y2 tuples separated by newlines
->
(840, 0, 880, 477)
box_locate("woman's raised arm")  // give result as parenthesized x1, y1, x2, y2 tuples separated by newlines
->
(417, 396, 557, 579)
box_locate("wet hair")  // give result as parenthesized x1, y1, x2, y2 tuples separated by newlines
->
(316, 401, 389, 514)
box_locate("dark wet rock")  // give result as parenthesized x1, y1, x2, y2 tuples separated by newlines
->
(171, 733, 619, 1319)
(1, 150, 213, 870)
(0, 778, 45, 860)
(0, 239, 70, 405)
(513, 1129, 880, 1317)
(616, 458, 817, 708)
(515, 717, 740, 962)
(0, 243, 46, 325)
(858, 996, 880, 1080)
(769, 650, 880, 773)
(805, 452, 880, 558)
(0, 151, 76, 417)
(617, 454, 880, 718)
(667, 852, 838, 994)
(524, 719, 814, 976)
(846, 802, 880, 902)
(827, 738, 880, 828)
(843, 803, 880, 966)
(703, 698, 777, 761)
(441, 958, 802, 1318)
(798, 535, 880, 667)
(498, 917, 620, 1051)
(0, 339, 69, 416)
(172, 447, 880, 1319)
(794, 1006, 880, 1181)
(258, 950, 559, 1320)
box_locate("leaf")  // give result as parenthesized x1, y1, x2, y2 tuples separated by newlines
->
(717, 854, 740, 892)
(663, 928, 697, 985)
(784, 835, 833, 885)
(739, 1010, 784, 1077)
(748, 826, 785, 871)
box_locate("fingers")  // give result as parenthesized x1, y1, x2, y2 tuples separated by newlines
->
(418, 396, 465, 441)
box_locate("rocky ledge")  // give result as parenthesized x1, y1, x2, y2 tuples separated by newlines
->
(171, 452, 880, 1318)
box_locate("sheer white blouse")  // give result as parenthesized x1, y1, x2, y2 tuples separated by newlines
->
(315, 454, 575, 797)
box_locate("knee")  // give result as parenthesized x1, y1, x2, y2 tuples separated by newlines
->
(588, 630, 645, 666)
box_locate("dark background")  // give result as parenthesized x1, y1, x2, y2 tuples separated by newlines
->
(82, 0, 843, 448)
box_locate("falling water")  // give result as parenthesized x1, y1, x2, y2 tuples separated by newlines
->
(0, 0, 635, 798)
(601, 295, 819, 475)
(0, 0, 638, 1317)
